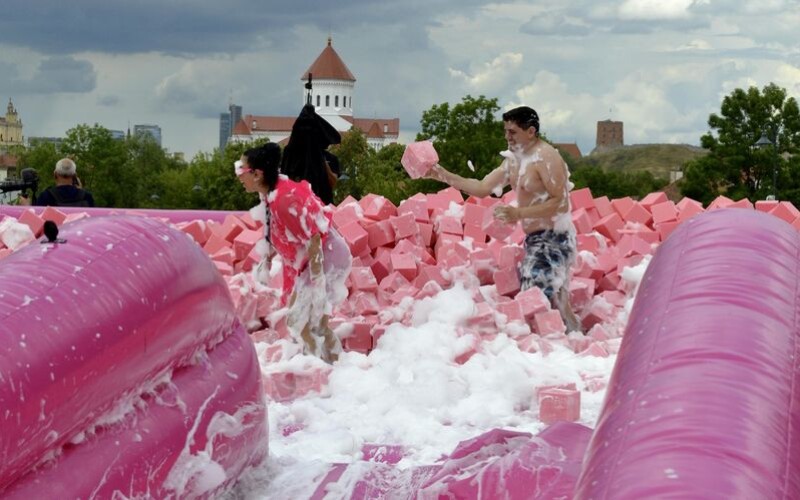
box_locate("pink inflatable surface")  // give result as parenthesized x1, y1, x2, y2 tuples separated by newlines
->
(0, 215, 266, 497)
(576, 209, 800, 498)
(0, 205, 238, 223)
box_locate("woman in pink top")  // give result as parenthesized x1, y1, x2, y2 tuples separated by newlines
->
(237, 143, 351, 363)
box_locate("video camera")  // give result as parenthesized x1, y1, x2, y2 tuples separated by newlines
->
(0, 168, 39, 198)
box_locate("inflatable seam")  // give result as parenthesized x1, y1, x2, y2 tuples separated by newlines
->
(781, 231, 800, 499)
(595, 217, 690, 500)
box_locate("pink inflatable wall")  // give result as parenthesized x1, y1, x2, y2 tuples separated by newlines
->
(0, 216, 266, 497)
(0, 205, 238, 223)
(575, 209, 800, 498)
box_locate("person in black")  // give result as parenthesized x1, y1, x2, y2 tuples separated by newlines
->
(21, 158, 95, 207)
(281, 104, 341, 205)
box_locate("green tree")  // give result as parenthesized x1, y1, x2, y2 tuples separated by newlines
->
(416, 95, 506, 183)
(58, 124, 128, 207)
(15, 140, 61, 190)
(681, 83, 800, 205)
(571, 165, 669, 200)
(331, 127, 372, 202)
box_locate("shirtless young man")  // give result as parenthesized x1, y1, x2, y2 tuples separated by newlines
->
(427, 106, 581, 333)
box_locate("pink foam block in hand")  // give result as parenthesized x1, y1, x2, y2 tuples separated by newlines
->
(401, 141, 439, 179)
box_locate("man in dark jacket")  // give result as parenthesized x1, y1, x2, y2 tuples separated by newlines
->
(21, 158, 95, 207)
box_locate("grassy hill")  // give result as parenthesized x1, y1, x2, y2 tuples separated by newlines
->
(570, 144, 707, 179)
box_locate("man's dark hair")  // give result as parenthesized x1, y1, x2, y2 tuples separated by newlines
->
(243, 143, 281, 191)
(502, 106, 540, 136)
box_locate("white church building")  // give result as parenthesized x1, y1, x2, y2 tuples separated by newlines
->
(230, 38, 399, 150)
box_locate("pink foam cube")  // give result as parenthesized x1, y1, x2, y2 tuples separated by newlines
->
(534, 310, 566, 335)
(493, 266, 521, 297)
(350, 266, 379, 292)
(569, 187, 595, 211)
(569, 277, 595, 311)
(332, 203, 361, 229)
(755, 200, 780, 213)
(343, 322, 373, 353)
(362, 194, 398, 221)
(401, 141, 439, 179)
(571, 208, 594, 234)
(203, 233, 230, 256)
(538, 388, 580, 424)
(40, 206, 67, 226)
(639, 191, 668, 210)
(365, 219, 396, 249)
(498, 245, 524, 269)
(707, 195, 735, 210)
(482, 214, 515, 241)
(622, 202, 652, 226)
(415, 264, 450, 288)
(463, 203, 488, 228)
(233, 228, 264, 261)
(576, 234, 601, 253)
(516, 286, 550, 319)
(436, 215, 463, 236)
(438, 186, 464, 206)
(179, 220, 208, 245)
(397, 197, 429, 223)
(592, 213, 624, 242)
(463, 224, 487, 244)
(535, 382, 578, 398)
(650, 200, 678, 224)
(729, 198, 754, 210)
(416, 222, 434, 247)
(497, 301, 525, 323)
(593, 196, 614, 218)
(610, 197, 635, 218)
(390, 253, 418, 281)
(769, 203, 798, 224)
(338, 220, 370, 257)
(655, 221, 680, 241)
(17, 210, 44, 237)
(389, 212, 419, 240)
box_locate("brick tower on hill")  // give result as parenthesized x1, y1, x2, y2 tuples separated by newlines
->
(594, 119, 623, 154)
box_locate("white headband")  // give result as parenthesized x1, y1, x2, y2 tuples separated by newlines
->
(234, 160, 247, 176)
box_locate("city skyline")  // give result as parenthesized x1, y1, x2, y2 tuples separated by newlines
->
(0, 1, 798, 160)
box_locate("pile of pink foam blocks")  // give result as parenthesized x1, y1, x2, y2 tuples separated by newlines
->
(5, 190, 800, 424)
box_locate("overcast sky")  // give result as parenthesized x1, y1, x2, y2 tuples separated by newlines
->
(1, 0, 798, 159)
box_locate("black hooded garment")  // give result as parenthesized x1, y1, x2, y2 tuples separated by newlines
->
(281, 104, 342, 205)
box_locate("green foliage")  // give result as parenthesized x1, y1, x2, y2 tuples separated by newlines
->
(571, 165, 669, 200)
(681, 83, 800, 205)
(331, 127, 371, 202)
(416, 95, 506, 182)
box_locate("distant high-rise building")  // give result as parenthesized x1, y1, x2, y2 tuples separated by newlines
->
(134, 124, 162, 146)
(219, 103, 242, 150)
(109, 129, 126, 141)
(219, 113, 231, 150)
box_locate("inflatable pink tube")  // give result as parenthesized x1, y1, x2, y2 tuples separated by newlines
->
(575, 209, 800, 499)
(0, 216, 241, 490)
(0, 205, 240, 224)
(3, 326, 267, 499)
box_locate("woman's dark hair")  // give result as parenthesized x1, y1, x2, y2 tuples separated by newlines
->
(243, 143, 281, 191)
(281, 104, 339, 204)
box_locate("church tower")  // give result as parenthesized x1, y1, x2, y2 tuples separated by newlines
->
(0, 98, 24, 148)
(301, 37, 356, 118)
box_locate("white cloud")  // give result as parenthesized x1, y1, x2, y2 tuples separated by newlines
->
(618, 0, 699, 20)
(448, 53, 523, 91)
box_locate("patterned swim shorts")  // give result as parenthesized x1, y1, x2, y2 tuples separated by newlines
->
(518, 230, 575, 300)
